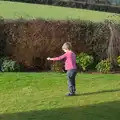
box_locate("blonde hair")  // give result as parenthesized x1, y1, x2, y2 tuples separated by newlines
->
(62, 42, 72, 50)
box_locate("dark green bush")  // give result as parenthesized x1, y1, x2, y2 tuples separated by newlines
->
(96, 59, 112, 73)
(76, 52, 94, 71)
(1, 59, 20, 72)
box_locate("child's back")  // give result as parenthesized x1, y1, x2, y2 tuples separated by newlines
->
(64, 51, 77, 70)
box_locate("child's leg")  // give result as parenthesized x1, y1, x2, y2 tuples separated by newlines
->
(72, 71, 77, 93)
(67, 69, 77, 94)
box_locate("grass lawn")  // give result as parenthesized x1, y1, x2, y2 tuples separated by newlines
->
(0, 72, 120, 120)
(0, 1, 120, 22)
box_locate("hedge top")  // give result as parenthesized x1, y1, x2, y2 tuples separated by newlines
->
(0, 1, 120, 22)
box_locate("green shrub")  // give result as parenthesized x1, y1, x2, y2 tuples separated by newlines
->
(76, 52, 94, 71)
(117, 56, 120, 67)
(96, 59, 112, 73)
(1, 59, 20, 72)
(0, 57, 9, 66)
(51, 61, 64, 72)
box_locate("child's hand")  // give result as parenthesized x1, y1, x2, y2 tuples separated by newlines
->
(47, 57, 51, 60)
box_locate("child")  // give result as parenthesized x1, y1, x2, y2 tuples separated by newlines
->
(47, 42, 77, 96)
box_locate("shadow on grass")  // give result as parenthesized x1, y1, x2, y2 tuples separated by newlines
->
(0, 101, 120, 120)
(77, 89, 120, 96)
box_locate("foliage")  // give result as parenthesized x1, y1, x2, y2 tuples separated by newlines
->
(1, 59, 20, 72)
(117, 56, 120, 66)
(96, 59, 112, 73)
(51, 61, 64, 72)
(76, 53, 94, 71)
(0, 57, 9, 67)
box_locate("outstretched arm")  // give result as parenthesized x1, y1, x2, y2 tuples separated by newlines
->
(47, 53, 66, 61)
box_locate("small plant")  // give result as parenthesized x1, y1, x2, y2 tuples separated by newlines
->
(0, 57, 9, 66)
(51, 61, 64, 72)
(1, 59, 20, 72)
(96, 59, 112, 73)
(117, 56, 120, 67)
(0, 57, 10, 71)
(76, 52, 94, 71)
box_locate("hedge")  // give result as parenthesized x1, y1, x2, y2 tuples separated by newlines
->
(0, 19, 120, 70)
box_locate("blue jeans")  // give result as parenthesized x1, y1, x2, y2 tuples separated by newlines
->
(67, 69, 77, 94)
